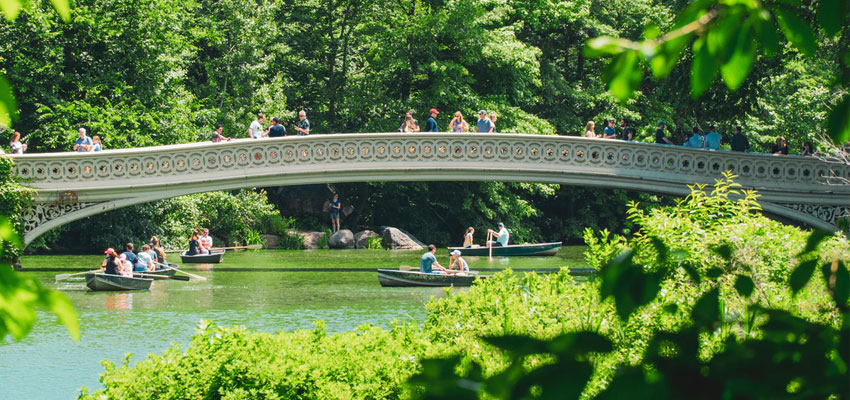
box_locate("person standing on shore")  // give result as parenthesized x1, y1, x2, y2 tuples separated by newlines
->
(250, 114, 266, 139)
(329, 193, 341, 233)
(294, 110, 310, 136)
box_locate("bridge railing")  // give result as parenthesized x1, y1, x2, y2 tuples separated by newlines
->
(8, 133, 850, 197)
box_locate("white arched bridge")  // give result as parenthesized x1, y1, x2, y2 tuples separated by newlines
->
(9, 133, 850, 245)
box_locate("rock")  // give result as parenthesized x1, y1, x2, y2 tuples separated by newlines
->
(381, 227, 425, 250)
(261, 234, 280, 249)
(290, 230, 325, 250)
(328, 229, 355, 249)
(354, 230, 379, 249)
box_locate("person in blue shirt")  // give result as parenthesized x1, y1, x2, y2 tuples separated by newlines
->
(122, 243, 141, 271)
(73, 127, 93, 152)
(476, 110, 493, 133)
(329, 193, 341, 233)
(602, 119, 617, 139)
(424, 108, 440, 132)
(703, 125, 721, 150)
(684, 127, 704, 148)
(419, 244, 448, 274)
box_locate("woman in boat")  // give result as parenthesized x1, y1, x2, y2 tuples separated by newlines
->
(449, 250, 469, 273)
(187, 232, 202, 256)
(101, 248, 120, 275)
(196, 228, 211, 254)
(135, 244, 153, 272)
(462, 227, 476, 248)
(149, 236, 166, 266)
(118, 254, 133, 277)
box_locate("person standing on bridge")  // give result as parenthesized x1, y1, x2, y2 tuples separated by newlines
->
(73, 127, 93, 152)
(294, 110, 310, 136)
(424, 108, 440, 132)
(602, 118, 617, 139)
(449, 111, 469, 133)
(684, 127, 704, 148)
(250, 114, 267, 139)
(704, 125, 721, 150)
(212, 125, 231, 142)
(90, 135, 103, 152)
(488, 112, 498, 133)
(584, 121, 596, 138)
(730, 126, 750, 152)
(9, 131, 26, 154)
(400, 110, 420, 132)
(267, 117, 287, 138)
(620, 118, 635, 141)
(655, 121, 673, 145)
(476, 110, 493, 133)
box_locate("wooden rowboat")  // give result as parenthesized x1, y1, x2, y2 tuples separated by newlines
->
(447, 242, 562, 257)
(132, 263, 178, 278)
(85, 273, 153, 291)
(180, 250, 225, 264)
(377, 269, 488, 287)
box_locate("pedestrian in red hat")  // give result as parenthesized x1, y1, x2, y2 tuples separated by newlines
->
(425, 108, 440, 132)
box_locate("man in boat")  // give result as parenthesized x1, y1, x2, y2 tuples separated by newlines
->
(123, 243, 139, 270)
(487, 222, 510, 247)
(101, 248, 120, 275)
(200, 228, 213, 251)
(420, 245, 449, 274)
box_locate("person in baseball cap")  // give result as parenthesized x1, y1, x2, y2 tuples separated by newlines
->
(476, 110, 494, 133)
(449, 249, 470, 272)
(425, 108, 440, 132)
(101, 248, 120, 275)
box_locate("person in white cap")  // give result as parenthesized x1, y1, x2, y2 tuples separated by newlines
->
(476, 110, 493, 133)
(487, 222, 509, 247)
(449, 250, 469, 273)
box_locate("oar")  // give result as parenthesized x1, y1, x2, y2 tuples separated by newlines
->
(488, 231, 493, 260)
(135, 273, 190, 281)
(155, 262, 207, 281)
(55, 269, 101, 281)
(164, 244, 262, 253)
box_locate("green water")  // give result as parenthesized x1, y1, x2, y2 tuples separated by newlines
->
(0, 248, 586, 398)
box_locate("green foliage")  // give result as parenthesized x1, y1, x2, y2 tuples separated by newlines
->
(410, 178, 850, 399)
(0, 214, 78, 342)
(586, 0, 850, 145)
(79, 320, 426, 400)
(0, 156, 34, 262)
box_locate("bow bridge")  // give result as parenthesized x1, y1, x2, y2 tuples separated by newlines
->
(9, 133, 850, 245)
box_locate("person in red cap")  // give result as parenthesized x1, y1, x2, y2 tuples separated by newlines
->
(100, 248, 120, 275)
(424, 108, 440, 132)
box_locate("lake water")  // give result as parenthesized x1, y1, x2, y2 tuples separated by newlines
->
(0, 248, 586, 398)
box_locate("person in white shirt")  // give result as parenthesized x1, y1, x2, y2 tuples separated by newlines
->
(200, 228, 213, 250)
(9, 131, 26, 154)
(249, 114, 267, 139)
(487, 222, 510, 247)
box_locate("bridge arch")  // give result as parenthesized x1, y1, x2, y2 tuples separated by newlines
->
(11, 133, 850, 245)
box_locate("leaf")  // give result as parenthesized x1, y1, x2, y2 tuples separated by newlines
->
(0, 75, 19, 127)
(755, 13, 780, 56)
(711, 244, 732, 259)
(0, 0, 22, 21)
(680, 262, 702, 284)
(817, 0, 846, 36)
(45, 291, 79, 340)
(48, 0, 70, 22)
(600, 249, 634, 299)
(692, 288, 721, 328)
(825, 96, 850, 145)
(773, 7, 818, 56)
(734, 275, 755, 297)
(549, 331, 613, 356)
(650, 34, 691, 78)
(605, 51, 643, 102)
(663, 303, 679, 314)
(720, 20, 756, 90)
(706, 268, 723, 279)
(648, 236, 669, 264)
(691, 37, 719, 97)
(584, 36, 634, 57)
(483, 335, 549, 356)
(790, 259, 818, 294)
(802, 229, 832, 254)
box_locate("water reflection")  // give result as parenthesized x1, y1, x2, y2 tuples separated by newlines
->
(104, 292, 133, 310)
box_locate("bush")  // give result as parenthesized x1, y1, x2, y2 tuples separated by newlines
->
(0, 155, 35, 262)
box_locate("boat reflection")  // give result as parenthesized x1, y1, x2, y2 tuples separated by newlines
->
(104, 292, 133, 310)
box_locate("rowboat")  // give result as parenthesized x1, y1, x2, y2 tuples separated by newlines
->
(85, 273, 153, 291)
(447, 242, 562, 257)
(180, 250, 225, 263)
(133, 263, 178, 278)
(377, 269, 488, 287)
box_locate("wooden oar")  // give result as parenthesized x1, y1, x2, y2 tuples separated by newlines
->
(163, 244, 262, 253)
(55, 269, 101, 281)
(488, 231, 493, 260)
(135, 273, 190, 281)
(155, 262, 207, 281)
